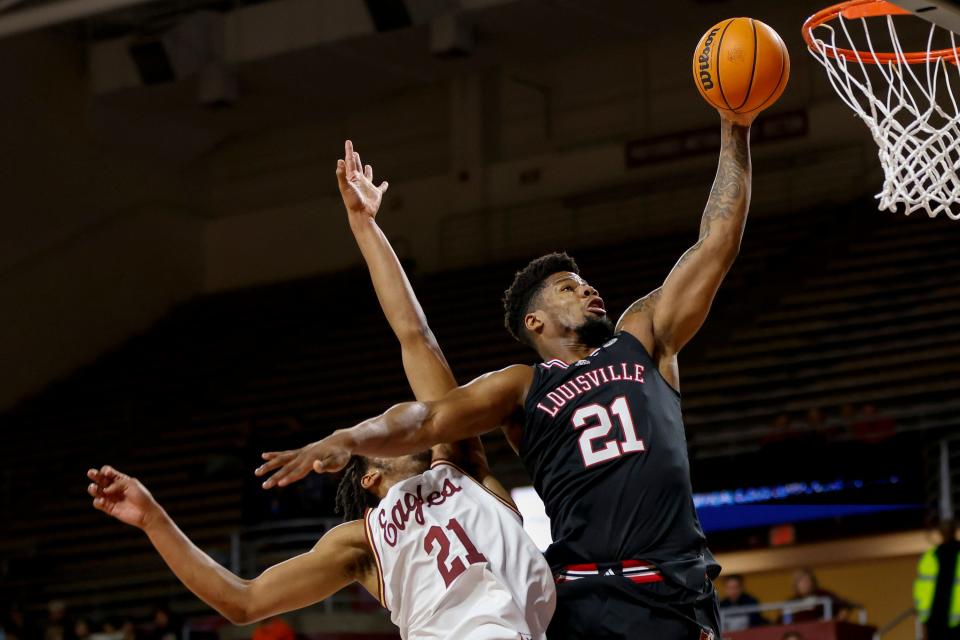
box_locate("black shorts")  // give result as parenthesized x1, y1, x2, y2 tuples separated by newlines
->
(547, 576, 721, 640)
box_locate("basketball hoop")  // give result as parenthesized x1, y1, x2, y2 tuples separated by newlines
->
(804, 0, 960, 219)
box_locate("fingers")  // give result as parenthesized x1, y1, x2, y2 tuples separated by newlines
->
(255, 451, 292, 476)
(260, 449, 318, 488)
(364, 164, 373, 180)
(336, 159, 348, 190)
(87, 466, 125, 487)
(257, 450, 303, 488)
(261, 458, 310, 489)
(86, 469, 121, 513)
(353, 151, 362, 176)
(378, 181, 389, 194)
(273, 458, 310, 487)
(344, 140, 354, 174)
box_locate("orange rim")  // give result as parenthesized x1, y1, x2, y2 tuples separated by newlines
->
(803, 0, 960, 64)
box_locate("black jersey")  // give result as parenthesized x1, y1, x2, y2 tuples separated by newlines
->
(520, 331, 719, 596)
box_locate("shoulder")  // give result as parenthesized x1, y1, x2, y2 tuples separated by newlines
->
(498, 363, 535, 384)
(312, 520, 375, 580)
(615, 289, 660, 354)
(482, 364, 535, 404)
(428, 458, 521, 517)
(316, 520, 372, 553)
(461, 364, 533, 395)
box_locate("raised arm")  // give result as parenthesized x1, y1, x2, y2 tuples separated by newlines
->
(338, 140, 456, 405)
(338, 141, 506, 497)
(87, 466, 375, 625)
(257, 364, 532, 488)
(618, 115, 752, 371)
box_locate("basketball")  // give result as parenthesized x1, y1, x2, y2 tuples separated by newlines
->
(693, 17, 790, 115)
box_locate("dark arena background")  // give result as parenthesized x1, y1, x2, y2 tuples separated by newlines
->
(0, 1, 958, 640)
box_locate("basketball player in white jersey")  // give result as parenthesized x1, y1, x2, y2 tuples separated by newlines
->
(85, 142, 555, 640)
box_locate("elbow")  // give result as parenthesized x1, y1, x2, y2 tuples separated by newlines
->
(709, 231, 741, 267)
(396, 324, 435, 347)
(220, 582, 256, 626)
(415, 402, 444, 445)
(720, 227, 743, 257)
(222, 605, 251, 627)
(725, 242, 740, 267)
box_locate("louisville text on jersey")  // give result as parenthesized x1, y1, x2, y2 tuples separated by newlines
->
(376, 478, 463, 547)
(535, 362, 646, 417)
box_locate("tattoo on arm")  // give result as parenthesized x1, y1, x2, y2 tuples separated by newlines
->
(699, 123, 751, 241)
(619, 288, 662, 325)
(618, 123, 750, 337)
(667, 124, 753, 272)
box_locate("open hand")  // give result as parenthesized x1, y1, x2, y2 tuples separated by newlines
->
(87, 466, 161, 530)
(255, 437, 352, 489)
(337, 140, 389, 220)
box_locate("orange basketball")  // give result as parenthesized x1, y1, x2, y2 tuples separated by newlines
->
(692, 17, 790, 115)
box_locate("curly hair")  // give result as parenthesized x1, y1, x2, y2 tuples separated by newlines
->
(503, 252, 580, 344)
(334, 456, 380, 522)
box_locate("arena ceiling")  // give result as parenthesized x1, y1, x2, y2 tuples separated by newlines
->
(0, 0, 861, 166)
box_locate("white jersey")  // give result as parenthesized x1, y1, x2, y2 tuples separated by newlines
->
(363, 459, 555, 640)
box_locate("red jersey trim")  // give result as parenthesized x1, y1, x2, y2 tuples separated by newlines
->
(429, 458, 523, 521)
(363, 507, 387, 609)
(555, 560, 663, 585)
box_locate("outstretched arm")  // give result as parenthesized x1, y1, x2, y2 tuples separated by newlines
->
(87, 467, 375, 625)
(338, 140, 456, 409)
(257, 364, 531, 488)
(618, 115, 752, 370)
(338, 141, 504, 497)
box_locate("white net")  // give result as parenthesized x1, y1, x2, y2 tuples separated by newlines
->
(807, 8, 960, 219)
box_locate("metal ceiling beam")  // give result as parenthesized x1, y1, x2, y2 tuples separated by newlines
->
(0, 0, 162, 40)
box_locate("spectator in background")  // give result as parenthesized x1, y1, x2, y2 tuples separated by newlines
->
(915, 519, 960, 640)
(2, 604, 33, 640)
(251, 618, 294, 640)
(42, 602, 67, 640)
(762, 413, 792, 447)
(839, 403, 856, 429)
(850, 404, 895, 443)
(787, 568, 854, 623)
(90, 619, 119, 640)
(144, 607, 177, 640)
(72, 620, 91, 640)
(719, 574, 768, 630)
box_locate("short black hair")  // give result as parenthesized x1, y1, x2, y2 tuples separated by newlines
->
(503, 252, 580, 344)
(724, 574, 744, 584)
(335, 456, 380, 521)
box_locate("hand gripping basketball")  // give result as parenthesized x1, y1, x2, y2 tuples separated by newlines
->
(693, 17, 790, 120)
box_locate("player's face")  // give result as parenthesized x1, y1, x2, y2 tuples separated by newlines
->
(528, 272, 613, 347)
(539, 272, 606, 326)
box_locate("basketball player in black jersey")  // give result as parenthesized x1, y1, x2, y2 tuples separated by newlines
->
(257, 109, 754, 639)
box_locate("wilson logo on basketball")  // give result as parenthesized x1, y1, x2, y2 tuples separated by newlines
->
(698, 27, 720, 90)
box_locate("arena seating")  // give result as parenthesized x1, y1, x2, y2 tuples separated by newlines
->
(1, 200, 956, 622)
